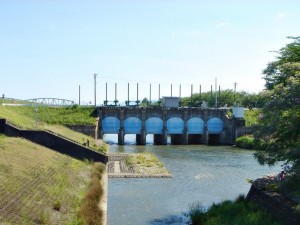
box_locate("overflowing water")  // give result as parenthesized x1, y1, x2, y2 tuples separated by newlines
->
(105, 134, 281, 225)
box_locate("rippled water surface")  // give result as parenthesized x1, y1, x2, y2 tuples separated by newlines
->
(105, 134, 280, 225)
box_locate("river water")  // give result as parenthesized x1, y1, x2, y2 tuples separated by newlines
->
(105, 134, 280, 225)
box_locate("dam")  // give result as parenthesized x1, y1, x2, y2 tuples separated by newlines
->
(96, 105, 245, 145)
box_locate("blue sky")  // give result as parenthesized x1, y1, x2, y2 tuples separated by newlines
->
(1, 0, 299, 105)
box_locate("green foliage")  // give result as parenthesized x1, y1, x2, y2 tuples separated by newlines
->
(255, 37, 300, 183)
(189, 195, 282, 225)
(77, 162, 105, 225)
(244, 109, 261, 127)
(279, 175, 300, 202)
(180, 89, 267, 108)
(189, 201, 206, 225)
(236, 135, 265, 150)
(263, 36, 300, 90)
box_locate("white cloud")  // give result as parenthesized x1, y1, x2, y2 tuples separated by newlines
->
(276, 12, 287, 21)
(275, 11, 293, 22)
(216, 22, 231, 30)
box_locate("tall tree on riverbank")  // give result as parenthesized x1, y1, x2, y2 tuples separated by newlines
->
(255, 37, 300, 181)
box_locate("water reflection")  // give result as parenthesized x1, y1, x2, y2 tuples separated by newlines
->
(106, 134, 280, 225)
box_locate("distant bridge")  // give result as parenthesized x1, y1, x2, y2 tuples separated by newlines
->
(26, 98, 75, 106)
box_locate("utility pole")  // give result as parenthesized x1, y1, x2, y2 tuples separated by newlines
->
(94, 74, 97, 107)
(234, 82, 237, 106)
(215, 77, 218, 108)
(79, 85, 81, 105)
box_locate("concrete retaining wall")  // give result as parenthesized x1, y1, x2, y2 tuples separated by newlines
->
(0, 119, 107, 163)
(67, 125, 96, 138)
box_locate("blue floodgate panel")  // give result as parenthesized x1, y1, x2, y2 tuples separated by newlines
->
(102, 117, 120, 134)
(167, 117, 184, 134)
(124, 117, 142, 134)
(187, 117, 204, 134)
(146, 117, 163, 134)
(207, 118, 223, 134)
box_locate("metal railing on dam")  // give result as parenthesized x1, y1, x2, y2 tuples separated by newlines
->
(96, 106, 245, 145)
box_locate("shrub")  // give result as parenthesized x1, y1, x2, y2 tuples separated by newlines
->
(236, 135, 254, 149)
(188, 197, 282, 225)
(188, 202, 206, 225)
(236, 135, 265, 150)
(77, 163, 105, 225)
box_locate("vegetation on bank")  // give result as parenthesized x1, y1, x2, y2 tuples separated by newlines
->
(253, 37, 300, 198)
(244, 109, 260, 127)
(189, 195, 282, 225)
(0, 135, 92, 224)
(78, 162, 106, 225)
(0, 105, 108, 153)
(125, 152, 171, 175)
(236, 135, 265, 150)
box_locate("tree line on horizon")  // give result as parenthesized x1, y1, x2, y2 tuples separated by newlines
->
(141, 89, 268, 108)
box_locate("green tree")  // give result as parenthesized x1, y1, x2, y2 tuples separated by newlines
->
(180, 89, 265, 108)
(255, 37, 300, 181)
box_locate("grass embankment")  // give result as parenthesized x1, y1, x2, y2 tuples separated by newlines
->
(125, 152, 171, 175)
(0, 135, 106, 225)
(189, 195, 282, 225)
(0, 105, 108, 153)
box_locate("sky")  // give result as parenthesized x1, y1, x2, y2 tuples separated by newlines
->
(0, 0, 299, 105)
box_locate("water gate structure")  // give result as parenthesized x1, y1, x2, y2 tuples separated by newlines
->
(96, 106, 245, 145)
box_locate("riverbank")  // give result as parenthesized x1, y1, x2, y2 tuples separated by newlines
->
(247, 174, 300, 225)
(188, 174, 300, 225)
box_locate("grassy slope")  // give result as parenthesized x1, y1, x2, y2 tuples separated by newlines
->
(0, 135, 92, 225)
(0, 105, 108, 152)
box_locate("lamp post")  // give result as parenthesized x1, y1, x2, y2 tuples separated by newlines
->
(94, 74, 97, 107)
